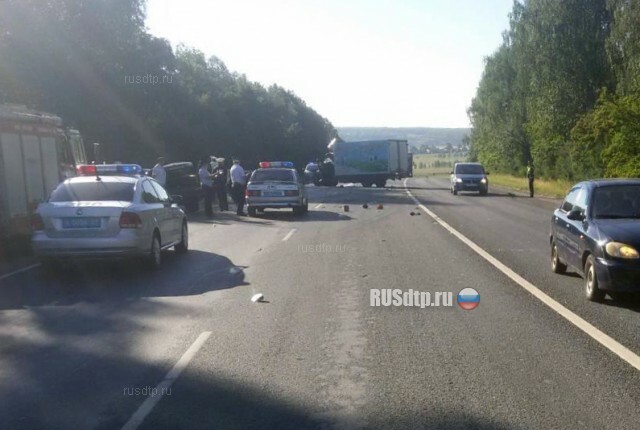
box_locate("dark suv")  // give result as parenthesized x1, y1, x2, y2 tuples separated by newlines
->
(163, 162, 202, 213)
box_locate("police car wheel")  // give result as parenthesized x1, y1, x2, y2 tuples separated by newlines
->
(147, 233, 162, 270)
(175, 222, 189, 254)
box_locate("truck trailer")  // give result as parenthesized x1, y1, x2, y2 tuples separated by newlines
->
(327, 138, 411, 187)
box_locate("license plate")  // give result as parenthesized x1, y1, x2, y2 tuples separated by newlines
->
(262, 191, 283, 197)
(62, 217, 101, 229)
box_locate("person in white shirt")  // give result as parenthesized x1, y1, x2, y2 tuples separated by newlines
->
(229, 158, 247, 216)
(198, 160, 215, 218)
(152, 157, 167, 186)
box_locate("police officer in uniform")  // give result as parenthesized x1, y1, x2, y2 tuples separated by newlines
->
(527, 161, 535, 198)
(229, 158, 247, 216)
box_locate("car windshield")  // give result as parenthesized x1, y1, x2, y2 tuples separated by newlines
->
(251, 169, 295, 182)
(592, 185, 640, 219)
(49, 181, 135, 202)
(455, 164, 484, 175)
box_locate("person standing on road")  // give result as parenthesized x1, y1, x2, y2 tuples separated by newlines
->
(527, 161, 535, 198)
(230, 158, 247, 216)
(152, 157, 166, 186)
(199, 160, 215, 218)
(213, 158, 229, 211)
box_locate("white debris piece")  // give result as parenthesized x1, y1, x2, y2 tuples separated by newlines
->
(251, 293, 264, 303)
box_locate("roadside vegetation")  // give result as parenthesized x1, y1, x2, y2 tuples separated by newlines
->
(0, 0, 335, 167)
(469, 0, 640, 182)
(413, 153, 467, 176)
(488, 174, 572, 199)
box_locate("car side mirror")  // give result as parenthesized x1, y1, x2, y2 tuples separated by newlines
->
(450, 171, 454, 175)
(170, 195, 184, 205)
(485, 171, 490, 175)
(567, 208, 584, 221)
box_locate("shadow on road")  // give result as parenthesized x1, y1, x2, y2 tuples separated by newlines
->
(251, 209, 352, 222)
(601, 293, 640, 313)
(0, 250, 248, 310)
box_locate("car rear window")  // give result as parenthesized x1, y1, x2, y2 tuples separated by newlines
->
(49, 181, 135, 202)
(251, 169, 295, 182)
(455, 164, 485, 174)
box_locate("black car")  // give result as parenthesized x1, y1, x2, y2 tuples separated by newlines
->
(163, 162, 203, 213)
(550, 179, 640, 302)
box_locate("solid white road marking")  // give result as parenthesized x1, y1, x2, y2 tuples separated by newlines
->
(404, 179, 640, 372)
(121, 331, 212, 430)
(0, 263, 41, 281)
(282, 228, 297, 242)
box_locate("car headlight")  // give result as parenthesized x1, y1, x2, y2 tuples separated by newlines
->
(455, 178, 463, 183)
(480, 178, 487, 184)
(605, 242, 640, 259)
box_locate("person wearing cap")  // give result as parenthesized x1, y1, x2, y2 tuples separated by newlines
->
(152, 157, 166, 186)
(229, 158, 247, 216)
(199, 160, 215, 218)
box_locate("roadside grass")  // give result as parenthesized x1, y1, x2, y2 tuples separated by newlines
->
(413, 153, 466, 176)
(489, 174, 572, 199)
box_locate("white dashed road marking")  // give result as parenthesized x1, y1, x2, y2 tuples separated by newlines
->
(282, 228, 297, 242)
(121, 331, 212, 430)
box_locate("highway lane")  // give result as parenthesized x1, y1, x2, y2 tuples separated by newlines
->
(0, 182, 639, 429)
(403, 176, 640, 358)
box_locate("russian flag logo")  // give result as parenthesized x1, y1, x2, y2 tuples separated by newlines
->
(457, 288, 480, 310)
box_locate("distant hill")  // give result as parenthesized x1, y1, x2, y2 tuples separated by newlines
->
(337, 127, 471, 153)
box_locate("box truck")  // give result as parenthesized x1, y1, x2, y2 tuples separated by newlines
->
(327, 138, 411, 187)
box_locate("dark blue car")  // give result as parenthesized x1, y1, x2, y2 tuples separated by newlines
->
(551, 179, 640, 302)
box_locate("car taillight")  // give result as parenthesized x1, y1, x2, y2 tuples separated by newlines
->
(119, 212, 142, 229)
(246, 189, 261, 197)
(31, 214, 44, 231)
(284, 190, 299, 196)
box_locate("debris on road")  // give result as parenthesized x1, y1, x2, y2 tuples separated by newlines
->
(377, 204, 384, 210)
(410, 212, 415, 216)
(362, 203, 368, 209)
(251, 293, 264, 303)
(343, 205, 350, 212)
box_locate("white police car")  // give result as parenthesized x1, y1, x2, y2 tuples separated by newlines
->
(31, 164, 188, 270)
(245, 161, 309, 216)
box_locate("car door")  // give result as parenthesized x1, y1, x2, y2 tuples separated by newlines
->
(141, 179, 171, 246)
(151, 180, 182, 243)
(554, 187, 579, 268)
(564, 186, 589, 271)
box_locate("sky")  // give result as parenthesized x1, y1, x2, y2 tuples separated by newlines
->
(146, 0, 515, 128)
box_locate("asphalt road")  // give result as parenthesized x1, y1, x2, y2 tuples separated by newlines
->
(1, 178, 640, 429)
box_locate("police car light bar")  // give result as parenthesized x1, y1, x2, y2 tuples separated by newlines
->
(259, 161, 294, 168)
(76, 164, 143, 176)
